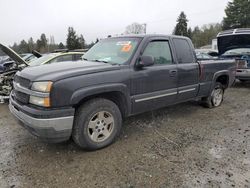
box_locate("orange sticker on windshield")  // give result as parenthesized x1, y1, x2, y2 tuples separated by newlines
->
(121, 45, 132, 52)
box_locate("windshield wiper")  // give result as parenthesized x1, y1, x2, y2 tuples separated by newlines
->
(83, 58, 118, 65)
(90, 59, 109, 64)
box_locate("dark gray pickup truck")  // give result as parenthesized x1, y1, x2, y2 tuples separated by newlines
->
(9, 35, 236, 150)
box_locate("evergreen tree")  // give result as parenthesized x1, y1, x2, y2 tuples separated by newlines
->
(36, 33, 48, 53)
(223, 0, 250, 29)
(66, 27, 81, 50)
(19, 40, 29, 53)
(173, 12, 189, 36)
(58, 42, 65, 49)
(187, 27, 192, 39)
(28, 37, 35, 52)
(78, 34, 86, 49)
(191, 23, 222, 48)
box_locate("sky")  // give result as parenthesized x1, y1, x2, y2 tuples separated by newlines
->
(0, 0, 230, 46)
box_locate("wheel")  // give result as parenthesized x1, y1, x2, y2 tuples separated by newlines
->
(201, 82, 224, 108)
(72, 98, 122, 150)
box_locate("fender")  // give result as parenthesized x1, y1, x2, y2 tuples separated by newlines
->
(70, 83, 131, 113)
(209, 70, 230, 93)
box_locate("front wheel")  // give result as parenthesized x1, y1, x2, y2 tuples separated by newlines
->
(201, 82, 224, 108)
(72, 98, 122, 150)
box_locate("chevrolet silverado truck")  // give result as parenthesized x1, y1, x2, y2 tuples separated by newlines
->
(217, 28, 250, 82)
(9, 35, 236, 150)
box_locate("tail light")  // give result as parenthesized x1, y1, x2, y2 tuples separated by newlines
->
(236, 59, 247, 69)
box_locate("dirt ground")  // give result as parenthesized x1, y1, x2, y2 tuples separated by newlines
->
(0, 81, 250, 188)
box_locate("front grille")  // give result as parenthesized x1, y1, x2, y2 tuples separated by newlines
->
(13, 90, 29, 104)
(14, 75, 31, 88)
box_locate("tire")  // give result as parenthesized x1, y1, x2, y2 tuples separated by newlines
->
(72, 98, 122, 150)
(239, 79, 247, 83)
(201, 82, 224, 108)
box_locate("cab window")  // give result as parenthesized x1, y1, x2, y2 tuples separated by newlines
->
(142, 41, 173, 65)
(173, 38, 195, 64)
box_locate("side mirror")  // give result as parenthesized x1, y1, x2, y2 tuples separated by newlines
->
(137, 55, 154, 68)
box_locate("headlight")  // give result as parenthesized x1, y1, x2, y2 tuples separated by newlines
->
(31, 81, 53, 92)
(30, 81, 52, 107)
(29, 96, 50, 107)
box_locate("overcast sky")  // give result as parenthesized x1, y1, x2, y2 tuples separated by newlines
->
(0, 0, 229, 45)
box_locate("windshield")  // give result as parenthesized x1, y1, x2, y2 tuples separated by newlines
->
(82, 38, 140, 64)
(222, 48, 250, 56)
(29, 54, 57, 66)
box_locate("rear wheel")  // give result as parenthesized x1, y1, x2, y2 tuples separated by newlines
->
(201, 82, 224, 108)
(72, 98, 122, 150)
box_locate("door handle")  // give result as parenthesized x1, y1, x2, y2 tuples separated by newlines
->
(169, 70, 177, 77)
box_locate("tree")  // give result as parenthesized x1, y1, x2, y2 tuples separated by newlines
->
(36, 33, 48, 53)
(191, 23, 222, 48)
(78, 34, 86, 49)
(173, 12, 189, 37)
(28, 37, 35, 52)
(223, 0, 250, 30)
(58, 42, 65, 49)
(187, 27, 192, 39)
(66, 27, 81, 50)
(125, 23, 146, 34)
(18, 40, 29, 53)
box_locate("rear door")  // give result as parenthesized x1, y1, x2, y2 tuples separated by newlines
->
(172, 38, 199, 101)
(131, 38, 178, 114)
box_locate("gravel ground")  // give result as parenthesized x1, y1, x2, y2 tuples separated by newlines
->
(0, 81, 250, 188)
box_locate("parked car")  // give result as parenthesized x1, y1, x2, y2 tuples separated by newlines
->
(28, 52, 84, 66)
(0, 56, 12, 63)
(195, 50, 215, 60)
(0, 51, 41, 73)
(20, 53, 39, 63)
(0, 44, 84, 102)
(217, 28, 250, 82)
(8, 35, 236, 150)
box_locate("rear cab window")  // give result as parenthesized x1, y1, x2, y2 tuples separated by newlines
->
(173, 38, 195, 64)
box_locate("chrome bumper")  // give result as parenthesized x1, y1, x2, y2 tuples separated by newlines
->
(236, 69, 250, 80)
(9, 100, 74, 142)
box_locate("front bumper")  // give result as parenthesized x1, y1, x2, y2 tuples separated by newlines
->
(236, 69, 250, 80)
(9, 96, 75, 143)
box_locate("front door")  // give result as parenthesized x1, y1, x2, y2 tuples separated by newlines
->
(131, 39, 178, 114)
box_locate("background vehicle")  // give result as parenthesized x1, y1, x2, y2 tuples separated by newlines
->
(0, 44, 84, 102)
(195, 50, 215, 60)
(20, 53, 39, 63)
(9, 35, 236, 150)
(28, 52, 84, 66)
(217, 28, 250, 82)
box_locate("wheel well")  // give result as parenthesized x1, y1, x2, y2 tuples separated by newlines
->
(216, 75, 229, 88)
(74, 91, 129, 118)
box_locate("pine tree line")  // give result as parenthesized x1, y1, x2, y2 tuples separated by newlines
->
(11, 27, 98, 54)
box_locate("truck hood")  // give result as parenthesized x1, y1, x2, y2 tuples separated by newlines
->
(18, 61, 121, 81)
(217, 34, 250, 55)
(0, 43, 28, 66)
